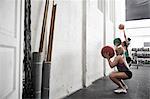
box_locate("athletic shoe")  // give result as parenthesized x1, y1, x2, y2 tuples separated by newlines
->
(114, 88, 127, 94)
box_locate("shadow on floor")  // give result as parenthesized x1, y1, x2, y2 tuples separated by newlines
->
(64, 66, 150, 99)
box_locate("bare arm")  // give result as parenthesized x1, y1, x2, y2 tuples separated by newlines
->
(123, 30, 127, 42)
(107, 57, 119, 68)
(123, 57, 130, 69)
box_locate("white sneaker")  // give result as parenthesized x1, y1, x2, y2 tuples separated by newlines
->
(114, 88, 127, 94)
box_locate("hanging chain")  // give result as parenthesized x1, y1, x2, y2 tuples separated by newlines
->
(23, 0, 33, 98)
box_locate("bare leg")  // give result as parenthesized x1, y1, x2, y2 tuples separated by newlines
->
(109, 72, 128, 89)
(119, 79, 125, 86)
(120, 79, 128, 89)
(110, 76, 125, 89)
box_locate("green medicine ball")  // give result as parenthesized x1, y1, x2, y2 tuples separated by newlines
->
(113, 38, 121, 46)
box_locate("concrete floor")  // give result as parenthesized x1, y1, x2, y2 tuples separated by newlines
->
(64, 66, 150, 99)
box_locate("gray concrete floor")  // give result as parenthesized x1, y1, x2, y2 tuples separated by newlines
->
(64, 66, 150, 99)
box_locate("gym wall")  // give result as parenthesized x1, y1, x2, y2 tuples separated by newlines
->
(104, 0, 116, 75)
(31, 0, 116, 98)
(114, 0, 126, 39)
(32, 0, 83, 99)
(86, 0, 104, 86)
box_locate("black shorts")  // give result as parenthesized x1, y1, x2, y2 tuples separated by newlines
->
(123, 71, 132, 79)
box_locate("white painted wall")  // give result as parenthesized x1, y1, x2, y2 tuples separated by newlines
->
(86, 0, 104, 86)
(104, 0, 116, 75)
(32, 0, 83, 99)
(31, 0, 116, 98)
(105, 20, 114, 75)
(31, 0, 45, 52)
(50, 1, 83, 99)
(114, 0, 126, 40)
